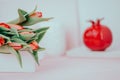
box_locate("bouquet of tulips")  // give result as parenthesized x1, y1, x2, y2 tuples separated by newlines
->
(0, 7, 52, 67)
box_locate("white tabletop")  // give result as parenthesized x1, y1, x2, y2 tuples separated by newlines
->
(0, 55, 120, 80)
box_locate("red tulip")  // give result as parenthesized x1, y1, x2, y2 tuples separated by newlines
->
(8, 24, 24, 30)
(8, 42, 23, 50)
(0, 23, 10, 29)
(29, 41, 39, 50)
(0, 37, 5, 46)
(31, 12, 42, 18)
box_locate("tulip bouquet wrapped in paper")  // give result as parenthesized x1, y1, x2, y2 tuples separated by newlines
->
(0, 7, 52, 67)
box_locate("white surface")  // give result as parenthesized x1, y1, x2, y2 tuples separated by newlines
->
(67, 46, 120, 58)
(0, 56, 120, 80)
(0, 51, 35, 72)
(78, 0, 120, 49)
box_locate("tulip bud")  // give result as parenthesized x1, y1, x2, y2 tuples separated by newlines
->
(8, 42, 23, 50)
(29, 41, 39, 50)
(20, 32, 35, 41)
(31, 12, 42, 18)
(0, 23, 10, 29)
(0, 37, 5, 46)
(8, 24, 24, 30)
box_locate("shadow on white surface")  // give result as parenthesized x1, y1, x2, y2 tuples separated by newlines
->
(67, 45, 120, 58)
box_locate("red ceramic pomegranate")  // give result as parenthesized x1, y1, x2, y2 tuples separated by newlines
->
(83, 19, 112, 51)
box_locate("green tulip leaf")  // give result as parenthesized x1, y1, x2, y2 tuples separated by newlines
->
(35, 31, 47, 43)
(10, 27, 19, 37)
(34, 27, 49, 33)
(0, 27, 10, 31)
(0, 34, 10, 40)
(28, 32, 44, 43)
(27, 47, 33, 53)
(18, 9, 29, 23)
(19, 17, 53, 26)
(7, 9, 29, 25)
(32, 51, 39, 65)
(8, 46, 22, 68)
(38, 47, 45, 51)
(2, 31, 15, 36)
(11, 37, 28, 46)
(26, 27, 49, 43)
(26, 49, 39, 65)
